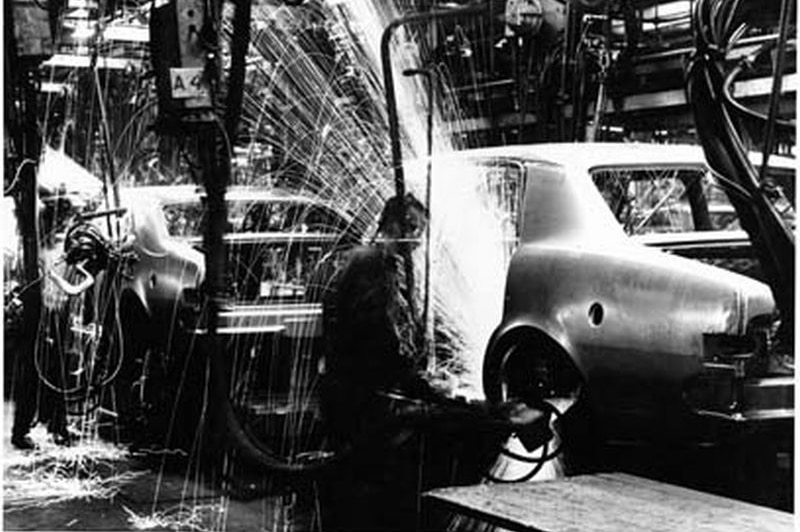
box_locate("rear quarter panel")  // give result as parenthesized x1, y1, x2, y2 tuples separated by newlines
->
(123, 192, 205, 341)
(499, 240, 773, 429)
(491, 152, 775, 429)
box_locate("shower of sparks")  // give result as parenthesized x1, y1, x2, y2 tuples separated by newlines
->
(3, 425, 143, 511)
(426, 158, 513, 395)
(238, 0, 513, 398)
(105, 0, 516, 472)
(123, 501, 227, 532)
(15, 3, 522, 524)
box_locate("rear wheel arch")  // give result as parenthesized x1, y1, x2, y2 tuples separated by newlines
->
(483, 326, 585, 405)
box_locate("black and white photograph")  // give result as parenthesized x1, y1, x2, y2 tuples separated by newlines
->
(2, 0, 795, 530)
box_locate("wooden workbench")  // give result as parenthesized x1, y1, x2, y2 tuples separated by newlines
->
(424, 472, 795, 532)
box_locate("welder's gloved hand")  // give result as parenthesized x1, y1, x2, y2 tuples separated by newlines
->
(493, 400, 554, 452)
(498, 400, 545, 426)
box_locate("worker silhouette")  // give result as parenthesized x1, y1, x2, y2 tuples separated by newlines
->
(319, 193, 550, 531)
(11, 198, 81, 449)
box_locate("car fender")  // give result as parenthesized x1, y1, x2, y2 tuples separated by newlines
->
(124, 199, 205, 327)
(497, 237, 773, 393)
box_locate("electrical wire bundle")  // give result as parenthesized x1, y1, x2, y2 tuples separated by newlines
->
(33, 218, 132, 415)
(685, 0, 795, 342)
(484, 398, 565, 483)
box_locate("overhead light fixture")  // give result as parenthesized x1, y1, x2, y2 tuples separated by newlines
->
(42, 54, 142, 70)
(104, 24, 149, 42)
(40, 81, 74, 94)
(67, 0, 98, 9)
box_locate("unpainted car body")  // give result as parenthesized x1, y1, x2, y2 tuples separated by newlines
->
(97, 184, 360, 450)
(463, 143, 792, 442)
(591, 151, 794, 281)
(116, 185, 357, 346)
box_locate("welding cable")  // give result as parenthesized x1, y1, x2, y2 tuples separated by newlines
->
(32, 297, 91, 398)
(689, 0, 786, 202)
(111, 100, 157, 161)
(718, 0, 743, 46)
(91, 45, 121, 238)
(88, 267, 127, 391)
(756, 0, 794, 182)
(483, 441, 549, 484)
(4, 158, 36, 195)
(482, 399, 565, 484)
(34, 294, 126, 409)
(32, 238, 129, 407)
(722, 40, 796, 131)
(710, 0, 725, 44)
(4, 274, 44, 303)
(723, 22, 747, 53)
(223, 0, 251, 143)
(687, 0, 795, 329)
(685, 63, 755, 205)
(212, 114, 235, 168)
(47, 260, 95, 297)
(692, 0, 717, 49)
(497, 399, 565, 464)
(18, 254, 69, 297)
(209, 332, 339, 475)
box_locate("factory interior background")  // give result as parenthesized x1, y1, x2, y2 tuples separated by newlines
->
(2, 0, 796, 530)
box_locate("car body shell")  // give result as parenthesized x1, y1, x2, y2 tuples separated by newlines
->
(115, 185, 355, 344)
(465, 143, 790, 437)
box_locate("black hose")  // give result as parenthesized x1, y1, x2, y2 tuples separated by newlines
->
(498, 400, 564, 463)
(758, 0, 794, 182)
(484, 442, 550, 483)
(210, 355, 338, 474)
(722, 40, 796, 130)
(224, 0, 251, 145)
(483, 399, 565, 484)
(686, 0, 794, 343)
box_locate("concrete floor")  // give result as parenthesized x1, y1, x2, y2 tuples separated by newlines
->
(3, 397, 793, 531)
(2, 400, 322, 532)
(1, 397, 486, 532)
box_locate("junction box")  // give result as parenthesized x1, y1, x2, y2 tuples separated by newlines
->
(150, 0, 213, 126)
(11, 0, 63, 59)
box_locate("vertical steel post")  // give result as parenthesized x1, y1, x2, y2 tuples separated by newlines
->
(9, 56, 44, 441)
(380, 4, 486, 330)
(17, 67, 42, 334)
(403, 67, 435, 371)
(381, 4, 487, 204)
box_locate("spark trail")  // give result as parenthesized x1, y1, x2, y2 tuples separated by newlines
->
(238, 0, 512, 396)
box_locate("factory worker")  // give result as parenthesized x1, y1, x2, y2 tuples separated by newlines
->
(318, 193, 550, 531)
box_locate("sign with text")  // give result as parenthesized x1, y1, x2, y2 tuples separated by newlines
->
(170, 67, 209, 100)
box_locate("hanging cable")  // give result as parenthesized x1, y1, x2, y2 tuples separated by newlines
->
(723, 39, 796, 130)
(483, 399, 565, 484)
(686, 0, 795, 351)
(758, 0, 794, 182)
(224, 0, 251, 143)
(89, 20, 121, 240)
(4, 158, 37, 195)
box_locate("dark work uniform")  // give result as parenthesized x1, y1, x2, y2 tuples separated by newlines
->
(319, 244, 515, 531)
(318, 244, 426, 531)
(13, 244, 71, 446)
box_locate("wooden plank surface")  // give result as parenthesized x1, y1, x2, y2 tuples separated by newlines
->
(424, 473, 795, 532)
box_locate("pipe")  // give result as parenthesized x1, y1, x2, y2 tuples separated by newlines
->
(758, 0, 793, 183)
(224, 0, 251, 146)
(403, 67, 435, 373)
(381, 3, 487, 202)
(686, 0, 794, 345)
(636, 32, 788, 63)
(380, 2, 486, 328)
